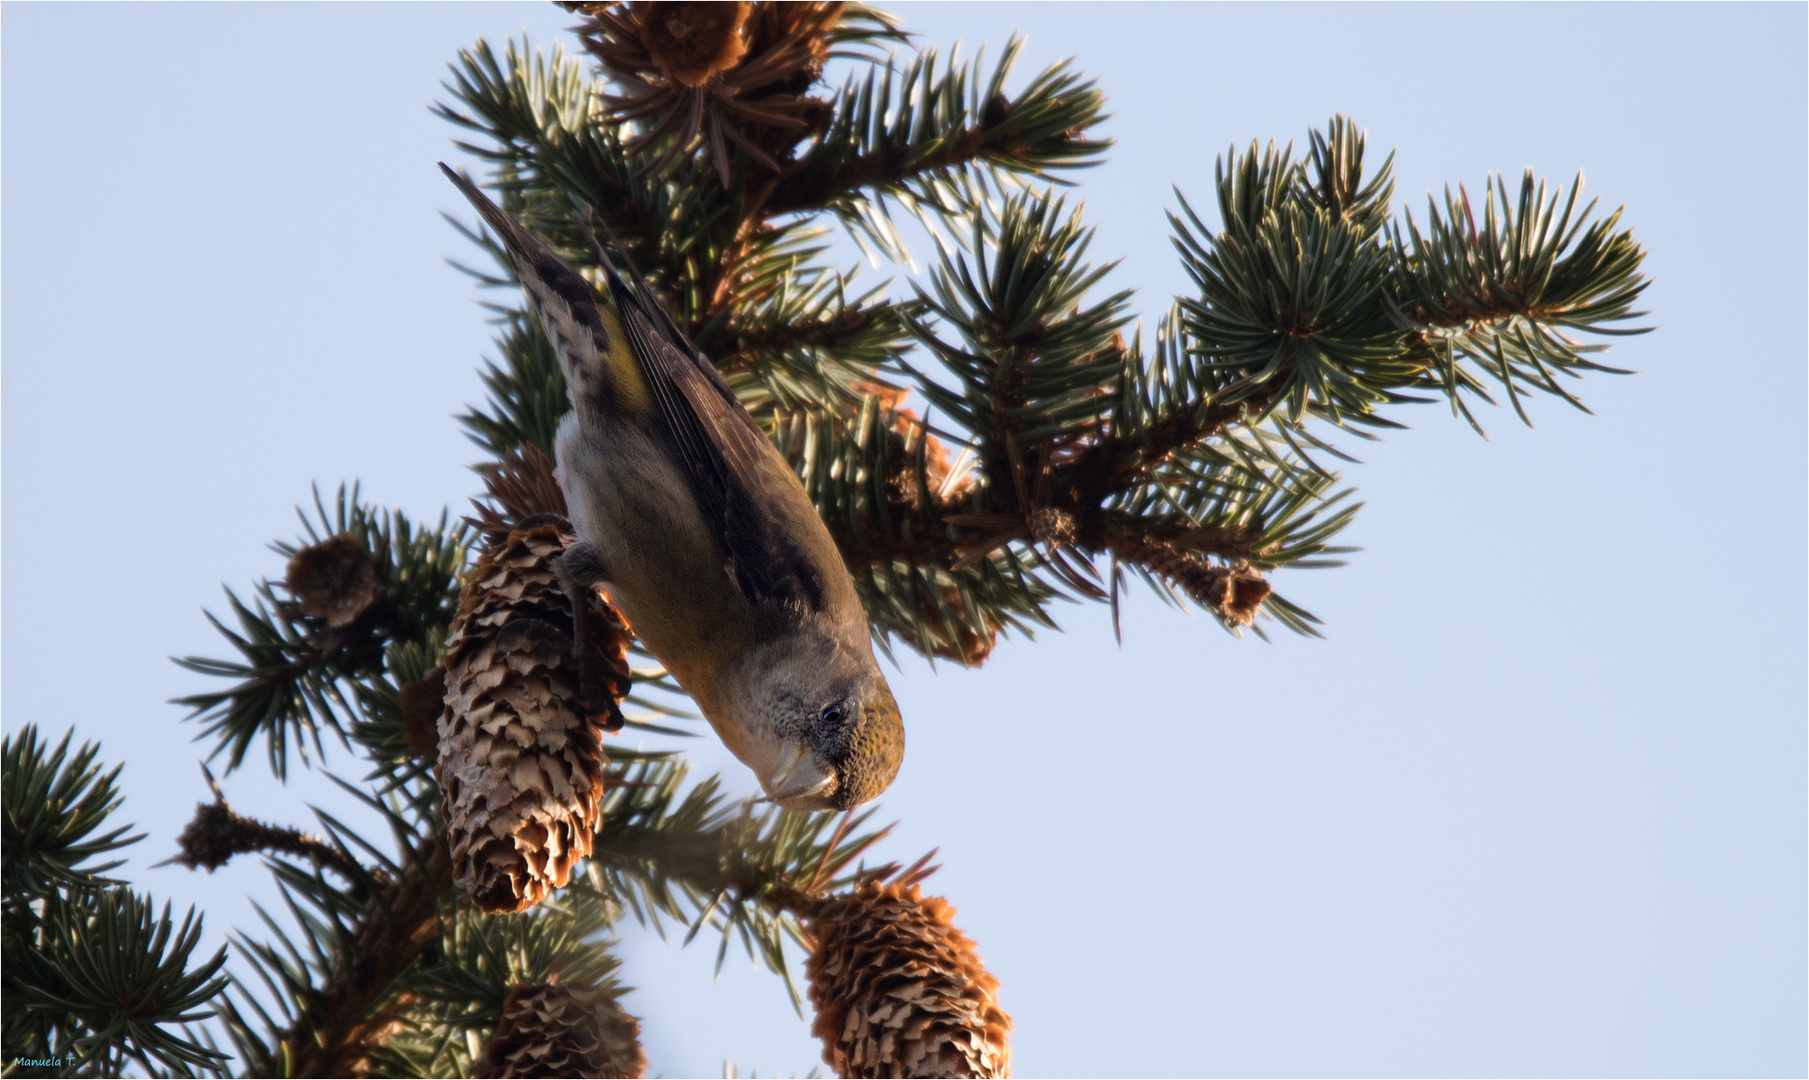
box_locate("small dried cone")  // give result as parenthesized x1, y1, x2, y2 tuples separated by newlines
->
(1218, 568, 1273, 628)
(1111, 532, 1273, 629)
(639, 0, 751, 87)
(481, 983, 645, 1079)
(1168, 554, 1271, 628)
(437, 515, 628, 913)
(918, 584, 1000, 668)
(806, 879, 1012, 1079)
(571, 1, 854, 179)
(167, 770, 367, 886)
(285, 532, 381, 627)
(857, 381, 973, 508)
(398, 666, 447, 758)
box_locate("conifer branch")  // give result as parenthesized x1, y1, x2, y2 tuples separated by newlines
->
(770, 37, 1110, 218)
(3, 727, 231, 1078)
(1060, 385, 1288, 529)
(173, 488, 469, 778)
(166, 769, 370, 888)
(279, 839, 453, 1079)
(726, 302, 890, 362)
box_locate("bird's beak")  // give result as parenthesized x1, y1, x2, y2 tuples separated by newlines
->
(765, 740, 835, 808)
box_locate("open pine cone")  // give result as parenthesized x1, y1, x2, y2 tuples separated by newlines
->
(917, 581, 1000, 667)
(806, 878, 1012, 1078)
(481, 982, 646, 1079)
(436, 513, 631, 914)
(568, 1, 865, 180)
(285, 532, 382, 628)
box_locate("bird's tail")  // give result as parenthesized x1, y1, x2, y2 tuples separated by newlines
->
(439, 163, 652, 415)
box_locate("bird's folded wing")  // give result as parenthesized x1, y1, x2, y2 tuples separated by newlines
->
(606, 271, 829, 621)
(439, 163, 828, 620)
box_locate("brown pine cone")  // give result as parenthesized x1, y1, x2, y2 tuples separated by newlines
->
(806, 879, 1012, 1079)
(918, 583, 1000, 668)
(285, 532, 381, 627)
(436, 515, 628, 913)
(571, 1, 851, 179)
(481, 983, 646, 1079)
(398, 666, 448, 758)
(638, 1, 752, 87)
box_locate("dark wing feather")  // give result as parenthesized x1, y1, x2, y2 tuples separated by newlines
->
(439, 163, 827, 619)
(604, 270, 829, 620)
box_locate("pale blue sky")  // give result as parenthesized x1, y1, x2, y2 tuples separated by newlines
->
(3, 3, 1804, 1077)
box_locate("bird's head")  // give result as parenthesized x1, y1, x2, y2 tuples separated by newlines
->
(728, 643, 904, 811)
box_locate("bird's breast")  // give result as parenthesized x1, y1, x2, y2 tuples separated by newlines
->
(555, 414, 762, 726)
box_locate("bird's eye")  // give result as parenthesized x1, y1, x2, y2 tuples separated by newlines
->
(819, 703, 845, 726)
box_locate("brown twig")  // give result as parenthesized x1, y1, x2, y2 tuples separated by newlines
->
(1059, 381, 1286, 537)
(1101, 529, 1272, 628)
(163, 766, 368, 886)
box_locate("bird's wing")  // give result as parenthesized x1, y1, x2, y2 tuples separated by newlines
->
(604, 268, 830, 620)
(439, 164, 828, 621)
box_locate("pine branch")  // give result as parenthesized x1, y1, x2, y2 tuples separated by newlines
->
(1172, 127, 1650, 436)
(19, 891, 232, 1077)
(1391, 170, 1650, 433)
(174, 487, 470, 778)
(458, 311, 571, 459)
(164, 768, 370, 888)
(2, 726, 138, 897)
(444, 40, 1646, 658)
(279, 838, 453, 1079)
(210, 786, 453, 1080)
(848, 118, 1648, 646)
(436, 37, 666, 258)
(407, 889, 623, 1030)
(770, 36, 1110, 219)
(579, 758, 894, 1004)
(1062, 384, 1287, 523)
(3, 727, 231, 1078)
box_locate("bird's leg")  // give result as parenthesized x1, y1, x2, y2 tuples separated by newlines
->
(552, 541, 626, 730)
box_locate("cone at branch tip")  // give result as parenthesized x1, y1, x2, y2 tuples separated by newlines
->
(804, 868, 1011, 1078)
(481, 982, 646, 1079)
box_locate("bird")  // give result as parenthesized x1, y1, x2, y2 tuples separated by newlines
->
(441, 164, 904, 811)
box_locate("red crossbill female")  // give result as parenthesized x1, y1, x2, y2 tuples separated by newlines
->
(444, 165, 904, 810)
